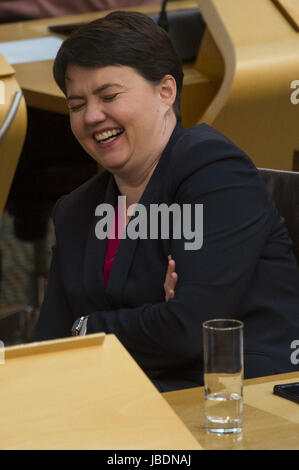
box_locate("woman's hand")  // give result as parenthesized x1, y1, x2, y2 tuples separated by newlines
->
(164, 255, 178, 301)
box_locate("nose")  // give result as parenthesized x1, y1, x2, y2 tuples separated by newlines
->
(84, 100, 106, 126)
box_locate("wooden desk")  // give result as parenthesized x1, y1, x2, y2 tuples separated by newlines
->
(196, 0, 299, 171)
(0, 1, 211, 128)
(0, 334, 201, 450)
(163, 372, 299, 450)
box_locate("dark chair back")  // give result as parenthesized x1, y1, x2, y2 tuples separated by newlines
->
(259, 168, 299, 265)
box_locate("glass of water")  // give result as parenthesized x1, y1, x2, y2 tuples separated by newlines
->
(202, 319, 244, 434)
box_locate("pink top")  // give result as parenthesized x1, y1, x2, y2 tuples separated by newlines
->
(103, 206, 125, 287)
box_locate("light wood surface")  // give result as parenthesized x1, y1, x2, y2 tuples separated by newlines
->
(0, 53, 14, 76)
(163, 372, 299, 450)
(196, 0, 299, 171)
(0, 54, 27, 219)
(0, 333, 201, 450)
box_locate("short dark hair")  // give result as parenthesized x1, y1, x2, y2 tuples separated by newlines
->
(53, 11, 184, 120)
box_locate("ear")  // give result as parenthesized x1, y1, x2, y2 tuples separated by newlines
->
(159, 74, 177, 109)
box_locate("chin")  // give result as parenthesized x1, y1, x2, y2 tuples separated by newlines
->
(97, 155, 129, 173)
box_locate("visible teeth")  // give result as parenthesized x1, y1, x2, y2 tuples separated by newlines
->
(95, 128, 123, 142)
(104, 136, 116, 143)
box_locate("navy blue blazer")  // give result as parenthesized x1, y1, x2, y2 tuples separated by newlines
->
(35, 123, 299, 391)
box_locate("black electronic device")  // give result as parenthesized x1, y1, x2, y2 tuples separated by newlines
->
(273, 382, 299, 404)
(48, 3, 206, 63)
(48, 22, 86, 34)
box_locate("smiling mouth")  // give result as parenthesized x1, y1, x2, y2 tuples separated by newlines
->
(94, 127, 124, 144)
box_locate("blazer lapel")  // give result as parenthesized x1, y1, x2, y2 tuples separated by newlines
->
(83, 174, 118, 310)
(106, 123, 185, 307)
(84, 122, 185, 310)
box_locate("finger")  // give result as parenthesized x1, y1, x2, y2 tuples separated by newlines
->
(165, 260, 178, 301)
(165, 259, 176, 288)
(171, 271, 178, 286)
(169, 272, 178, 294)
(168, 289, 175, 299)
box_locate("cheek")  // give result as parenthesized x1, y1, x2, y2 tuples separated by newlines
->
(69, 116, 84, 141)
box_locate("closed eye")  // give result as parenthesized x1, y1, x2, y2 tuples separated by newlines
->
(102, 93, 118, 102)
(69, 103, 84, 112)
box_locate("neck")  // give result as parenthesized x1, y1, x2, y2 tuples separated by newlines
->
(115, 162, 157, 208)
(114, 115, 177, 207)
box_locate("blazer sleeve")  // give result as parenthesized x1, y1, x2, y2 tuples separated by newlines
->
(34, 245, 75, 341)
(86, 136, 272, 370)
(34, 197, 75, 341)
